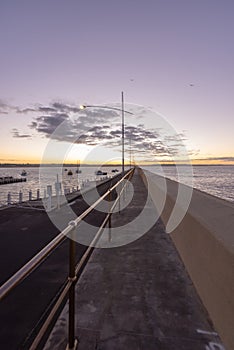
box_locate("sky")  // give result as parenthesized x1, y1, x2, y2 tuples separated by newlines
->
(0, 0, 234, 165)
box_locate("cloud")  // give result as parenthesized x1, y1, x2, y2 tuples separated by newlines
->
(29, 113, 70, 135)
(1, 100, 80, 116)
(16, 102, 81, 115)
(51, 102, 80, 113)
(12, 128, 32, 138)
(16, 108, 37, 114)
(7, 100, 191, 161)
(30, 106, 188, 160)
(0, 100, 16, 115)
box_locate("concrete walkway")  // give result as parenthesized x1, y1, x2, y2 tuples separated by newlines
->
(44, 169, 225, 350)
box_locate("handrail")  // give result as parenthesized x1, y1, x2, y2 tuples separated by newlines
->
(29, 180, 132, 350)
(0, 168, 134, 302)
(0, 168, 134, 349)
(29, 171, 135, 350)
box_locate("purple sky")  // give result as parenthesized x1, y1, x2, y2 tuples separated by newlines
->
(0, 0, 234, 164)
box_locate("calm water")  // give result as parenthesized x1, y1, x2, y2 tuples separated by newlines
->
(0, 166, 122, 206)
(143, 165, 234, 203)
(0, 165, 233, 205)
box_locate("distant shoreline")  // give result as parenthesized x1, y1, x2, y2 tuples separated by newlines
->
(0, 164, 122, 168)
(0, 163, 233, 168)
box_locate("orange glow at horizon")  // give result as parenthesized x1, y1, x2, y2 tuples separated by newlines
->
(0, 155, 234, 166)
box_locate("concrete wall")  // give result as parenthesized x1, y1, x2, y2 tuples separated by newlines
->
(140, 168, 234, 350)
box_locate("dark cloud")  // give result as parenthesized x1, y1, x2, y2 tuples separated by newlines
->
(78, 109, 119, 125)
(51, 102, 80, 113)
(30, 113, 69, 135)
(16, 102, 80, 115)
(110, 130, 121, 137)
(38, 107, 57, 113)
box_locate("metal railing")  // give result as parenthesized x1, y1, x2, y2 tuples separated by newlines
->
(0, 167, 134, 350)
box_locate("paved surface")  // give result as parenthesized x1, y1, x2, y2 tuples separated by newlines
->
(0, 174, 122, 350)
(44, 169, 225, 350)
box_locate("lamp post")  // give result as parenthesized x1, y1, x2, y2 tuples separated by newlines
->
(121, 91, 125, 176)
(80, 91, 133, 176)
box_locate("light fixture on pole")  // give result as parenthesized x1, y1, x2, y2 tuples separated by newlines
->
(80, 92, 133, 177)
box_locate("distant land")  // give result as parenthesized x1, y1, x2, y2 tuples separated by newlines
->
(0, 163, 122, 168)
(0, 163, 233, 168)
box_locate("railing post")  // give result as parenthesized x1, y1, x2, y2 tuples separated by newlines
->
(55, 180, 61, 209)
(19, 191, 23, 203)
(47, 185, 52, 212)
(37, 189, 40, 200)
(7, 192, 11, 205)
(66, 221, 78, 350)
(108, 190, 112, 229)
(108, 184, 114, 242)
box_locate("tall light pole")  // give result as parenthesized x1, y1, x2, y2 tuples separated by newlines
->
(121, 91, 125, 176)
(80, 92, 133, 177)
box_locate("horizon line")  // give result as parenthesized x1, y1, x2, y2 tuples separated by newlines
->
(0, 162, 233, 167)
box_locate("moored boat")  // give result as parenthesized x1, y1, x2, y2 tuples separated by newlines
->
(95, 170, 107, 176)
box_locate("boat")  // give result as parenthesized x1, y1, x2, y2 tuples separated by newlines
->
(111, 169, 119, 173)
(95, 170, 107, 176)
(21, 170, 27, 176)
(67, 170, 73, 175)
(64, 168, 68, 171)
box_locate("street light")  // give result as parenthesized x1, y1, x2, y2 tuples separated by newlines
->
(80, 91, 133, 176)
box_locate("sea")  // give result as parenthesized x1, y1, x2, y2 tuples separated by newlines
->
(143, 165, 234, 203)
(0, 165, 121, 206)
(0, 165, 233, 206)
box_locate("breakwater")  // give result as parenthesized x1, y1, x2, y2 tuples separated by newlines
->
(1, 176, 110, 208)
(0, 166, 119, 206)
(141, 169, 234, 350)
(0, 176, 26, 185)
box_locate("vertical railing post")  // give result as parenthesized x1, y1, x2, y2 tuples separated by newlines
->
(67, 221, 78, 350)
(108, 190, 112, 229)
(7, 192, 11, 205)
(108, 187, 113, 242)
(37, 189, 40, 200)
(19, 190, 23, 203)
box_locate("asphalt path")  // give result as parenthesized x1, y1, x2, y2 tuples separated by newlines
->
(0, 174, 122, 349)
